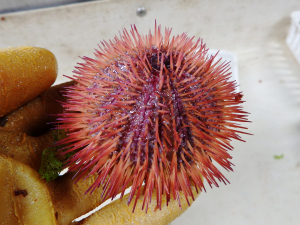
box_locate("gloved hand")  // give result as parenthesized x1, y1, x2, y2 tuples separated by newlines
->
(0, 46, 200, 225)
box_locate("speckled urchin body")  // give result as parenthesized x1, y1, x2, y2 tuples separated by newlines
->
(58, 24, 249, 212)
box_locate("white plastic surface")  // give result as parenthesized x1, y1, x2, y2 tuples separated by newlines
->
(286, 11, 300, 64)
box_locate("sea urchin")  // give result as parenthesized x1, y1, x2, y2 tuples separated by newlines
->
(57, 23, 250, 212)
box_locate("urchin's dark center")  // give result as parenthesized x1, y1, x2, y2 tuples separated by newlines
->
(125, 68, 192, 166)
(89, 46, 221, 170)
(102, 47, 199, 169)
